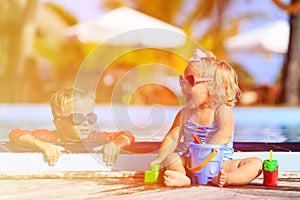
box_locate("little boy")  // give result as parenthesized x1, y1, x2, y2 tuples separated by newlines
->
(9, 87, 135, 166)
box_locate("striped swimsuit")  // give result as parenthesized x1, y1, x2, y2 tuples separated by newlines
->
(175, 111, 234, 161)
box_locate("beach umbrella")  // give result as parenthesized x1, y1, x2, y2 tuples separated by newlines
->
(65, 7, 186, 48)
(224, 20, 290, 85)
(225, 20, 289, 54)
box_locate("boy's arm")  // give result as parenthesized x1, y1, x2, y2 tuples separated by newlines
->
(110, 134, 131, 148)
(9, 128, 58, 148)
(9, 128, 64, 166)
(91, 130, 134, 166)
(103, 130, 135, 146)
(12, 133, 51, 151)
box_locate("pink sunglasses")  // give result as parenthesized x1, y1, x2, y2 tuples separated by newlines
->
(179, 75, 214, 87)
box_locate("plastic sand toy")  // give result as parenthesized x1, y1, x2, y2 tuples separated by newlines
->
(144, 164, 160, 183)
(263, 150, 279, 187)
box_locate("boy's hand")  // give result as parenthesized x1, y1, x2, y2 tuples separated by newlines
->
(103, 142, 120, 166)
(39, 142, 65, 166)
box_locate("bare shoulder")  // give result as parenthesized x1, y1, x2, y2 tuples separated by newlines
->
(170, 106, 189, 130)
(178, 106, 190, 122)
(214, 105, 234, 120)
(215, 105, 233, 114)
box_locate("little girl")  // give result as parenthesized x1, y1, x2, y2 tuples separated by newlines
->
(150, 49, 262, 187)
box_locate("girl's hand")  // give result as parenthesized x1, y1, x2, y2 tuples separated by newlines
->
(150, 157, 164, 168)
(39, 141, 65, 166)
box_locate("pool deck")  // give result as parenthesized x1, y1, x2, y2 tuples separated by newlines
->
(1, 142, 299, 199)
(0, 171, 299, 200)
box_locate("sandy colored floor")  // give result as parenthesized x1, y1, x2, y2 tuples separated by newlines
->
(0, 172, 299, 200)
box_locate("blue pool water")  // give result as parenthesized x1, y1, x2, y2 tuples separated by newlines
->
(0, 104, 299, 143)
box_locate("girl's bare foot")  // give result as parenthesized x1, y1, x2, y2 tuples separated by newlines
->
(211, 169, 227, 187)
(163, 170, 191, 187)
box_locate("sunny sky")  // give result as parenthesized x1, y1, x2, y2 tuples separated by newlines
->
(40, 0, 104, 21)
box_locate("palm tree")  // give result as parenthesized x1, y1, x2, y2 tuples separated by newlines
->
(0, 1, 83, 102)
(275, 0, 300, 105)
(0, 0, 38, 102)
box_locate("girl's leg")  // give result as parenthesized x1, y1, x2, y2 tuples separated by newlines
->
(162, 153, 191, 187)
(212, 157, 262, 187)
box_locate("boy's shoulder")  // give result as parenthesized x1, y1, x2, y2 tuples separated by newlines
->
(9, 128, 58, 142)
(89, 130, 104, 135)
(87, 130, 107, 141)
(31, 129, 58, 142)
(10, 128, 55, 135)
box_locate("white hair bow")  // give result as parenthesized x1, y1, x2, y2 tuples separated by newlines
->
(189, 48, 207, 62)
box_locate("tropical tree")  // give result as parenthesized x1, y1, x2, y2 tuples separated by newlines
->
(0, 0, 38, 102)
(0, 1, 83, 102)
(273, 0, 300, 105)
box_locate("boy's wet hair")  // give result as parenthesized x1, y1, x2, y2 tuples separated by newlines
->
(49, 87, 94, 117)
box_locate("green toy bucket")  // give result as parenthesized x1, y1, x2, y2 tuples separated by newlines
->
(187, 143, 225, 184)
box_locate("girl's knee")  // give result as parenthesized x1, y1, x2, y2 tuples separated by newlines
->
(249, 157, 263, 176)
(252, 157, 263, 167)
(244, 157, 263, 170)
(239, 157, 262, 167)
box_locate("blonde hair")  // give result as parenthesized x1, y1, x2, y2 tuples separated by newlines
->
(188, 50, 241, 108)
(214, 59, 242, 107)
(49, 87, 94, 117)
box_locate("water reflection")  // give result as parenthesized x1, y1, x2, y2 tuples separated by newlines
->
(0, 104, 299, 143)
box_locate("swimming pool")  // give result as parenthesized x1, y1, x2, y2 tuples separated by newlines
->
(0, 104, 299, 143)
